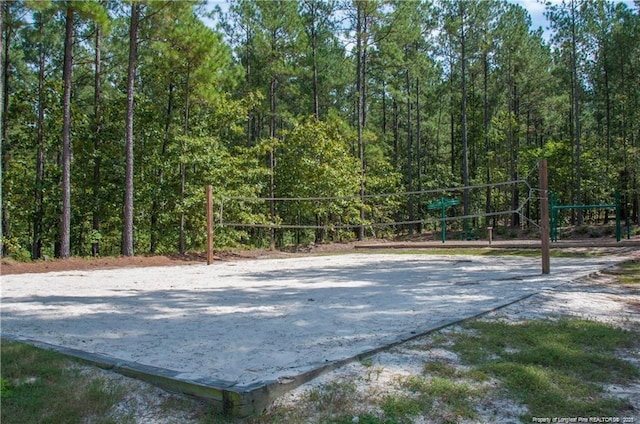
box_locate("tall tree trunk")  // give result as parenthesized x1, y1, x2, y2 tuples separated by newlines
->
(415, 79, 421, 180)
(459, 5, 470, 223)
(245, 26, 252, 146)
(312, 36, 319, 119)
(406, 69, 413, 234)
(382, 80, 387, 136)
(0, 0, 5, 257)
(393, 98, 399, 168)
(604, 50, 611, 164)
(435, 96, 443, 159)
(571, 0, 582, 224)
(510, 98, 520, 226)
(483, 49, 491, 221)
(179, 69, 190, 255)
(362, 13, 368, 129)
(569, 92, 576, 223)
(309, 2, 320, 120)
(508, 49, 519, 227)
(33, 16, 45, 260)
(269, 72, 276, 250)
(92, 23, 102, 257)
(60, 6, 74, 258)
(416, 76, 422, 233)
(449, 38, 455, 177)
(122, 3, 139, 257)
(1, 1, 6, 148)
(356, 1, 365, 241)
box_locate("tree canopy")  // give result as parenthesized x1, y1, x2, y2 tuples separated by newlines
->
(1, 0, 638, 259)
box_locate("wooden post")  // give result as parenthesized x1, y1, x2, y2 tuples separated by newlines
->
(206, 184, 214, 265)
(539, 160, 550, 274)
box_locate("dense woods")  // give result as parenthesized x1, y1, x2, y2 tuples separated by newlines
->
(1, 0, 638, 259)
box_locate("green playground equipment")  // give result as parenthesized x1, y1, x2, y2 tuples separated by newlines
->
(549, 191, 621, 242)
(427, 197, 460, 243)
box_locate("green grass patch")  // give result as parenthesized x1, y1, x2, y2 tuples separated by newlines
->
(616, 260, 640, 285)
(0, 340, 222, 424)
(305, 380, 358, 410)
(423, 361, 459, 378)
(401, 375, 478, 421)
(422, 361, 490, 382)
(379, 394, 427, 422)
(0, 340, 127, 424)
(449, 319, 639, 421)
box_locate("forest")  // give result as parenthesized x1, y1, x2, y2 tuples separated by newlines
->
(0, 0, 638, 260)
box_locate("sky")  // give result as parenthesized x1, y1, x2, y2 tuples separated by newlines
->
(513, 0, 637, 34)
(512, 0, 550, 31)
(203, 0, 638, 40)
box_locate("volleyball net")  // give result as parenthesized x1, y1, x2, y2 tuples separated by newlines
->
(216, 178, 535, 238)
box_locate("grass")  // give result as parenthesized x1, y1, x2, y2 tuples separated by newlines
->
(0, 340, 222, 424)
(616, 260, 640, 285)
(448, 318, 639, 421)
(0, 340, 127, 424)
(398, 375, 481, 422)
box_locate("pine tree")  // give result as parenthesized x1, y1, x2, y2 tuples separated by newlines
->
(122, 2, 139, 257)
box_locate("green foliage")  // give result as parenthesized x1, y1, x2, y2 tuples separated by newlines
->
(2, 0, 639, 258)
(1, 237, 31, 262)
(275, 118, 363, 232)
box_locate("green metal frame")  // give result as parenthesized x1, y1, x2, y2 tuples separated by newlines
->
(427, 197, 460, 243)
(549, 192, 621, 242)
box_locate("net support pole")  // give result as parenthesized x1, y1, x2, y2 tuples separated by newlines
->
(206, 184, 214, 265)
(539, 160, 550, 274)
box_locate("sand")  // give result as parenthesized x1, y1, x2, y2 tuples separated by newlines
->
(1, 253, 628, 389)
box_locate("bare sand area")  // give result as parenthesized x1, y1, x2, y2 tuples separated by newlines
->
(1, 252, 636, 415)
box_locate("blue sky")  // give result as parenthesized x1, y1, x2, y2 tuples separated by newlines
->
(204, 0, 638, 38)
(512, 0, 549, 30)
(513, 0, 637, 33)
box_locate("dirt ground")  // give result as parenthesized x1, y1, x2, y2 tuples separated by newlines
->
(1, 254, 196, 275)
(0, 250, 277, 276)
(0, 241, 364, 275)
(3, 231, 639, 276)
